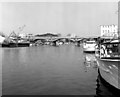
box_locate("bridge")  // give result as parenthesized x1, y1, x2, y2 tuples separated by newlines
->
(32, 36, 83, 43)
(29, 36, 83, 46)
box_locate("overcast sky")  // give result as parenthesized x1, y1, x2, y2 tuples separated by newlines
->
(0, 2, 118, 37)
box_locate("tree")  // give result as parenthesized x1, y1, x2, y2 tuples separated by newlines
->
(67, 33, 71, 37)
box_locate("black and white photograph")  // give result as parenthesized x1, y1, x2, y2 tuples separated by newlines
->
(0, 0, 120, 96)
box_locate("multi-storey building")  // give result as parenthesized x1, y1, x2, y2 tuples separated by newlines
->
(100, 25, 118, 38)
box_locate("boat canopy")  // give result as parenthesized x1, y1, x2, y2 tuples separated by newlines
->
(102, 39, 120, 44)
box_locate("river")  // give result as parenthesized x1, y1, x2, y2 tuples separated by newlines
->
(0, 45, 116, 96)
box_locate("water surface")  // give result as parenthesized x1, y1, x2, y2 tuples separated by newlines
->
(1, 45, 100, 95)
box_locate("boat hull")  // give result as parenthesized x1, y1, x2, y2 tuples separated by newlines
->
(83, 47, 95, 53)
(83, 45, 95, 53)
(96, 57, 120, 90)
(83, 50, 95, 53)
(2, 43, 30, 47)
(82, 40, 96, 53)
(17, 43, 30, 47)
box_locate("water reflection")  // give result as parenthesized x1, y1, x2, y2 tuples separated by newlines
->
(83, 54, 98, 72)
(95, 74, 119, 97)
(19, 47, 28, 64)
(2, 45, 98, 95)
(1, 45, 119, 96)
(0, 48, 2, 96)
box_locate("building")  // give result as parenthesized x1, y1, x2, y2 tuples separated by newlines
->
(66, 33, 77, 38)
(100, 25, 118, 38)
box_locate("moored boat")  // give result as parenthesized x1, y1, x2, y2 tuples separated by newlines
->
(83, 40, 96, 53)
(2, 42, 30, 47)
(1, 31, 30, 47)
(96, 39, 120, 90)
(2, 39, 30, 47)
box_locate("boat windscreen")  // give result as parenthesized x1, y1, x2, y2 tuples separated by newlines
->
(103, 44, 120, 57)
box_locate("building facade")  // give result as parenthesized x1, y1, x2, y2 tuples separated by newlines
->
(100, 25, 118, 38)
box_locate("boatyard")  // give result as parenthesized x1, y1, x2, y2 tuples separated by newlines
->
(0, 1, 120, 96)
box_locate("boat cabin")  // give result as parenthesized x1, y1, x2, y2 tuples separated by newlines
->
(99, 39, 120, 59)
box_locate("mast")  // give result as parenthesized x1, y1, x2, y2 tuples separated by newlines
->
(118, 1, 120, 54)
(118, 1, 120, 39)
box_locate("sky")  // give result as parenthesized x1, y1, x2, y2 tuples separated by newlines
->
(0, 1, 118, 37)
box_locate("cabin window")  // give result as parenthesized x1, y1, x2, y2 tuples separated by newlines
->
(105, 44, 120, 57)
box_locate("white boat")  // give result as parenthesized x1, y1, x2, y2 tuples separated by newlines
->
(0, 36, 5, 44)
(96, 39, 120, 90)
(83, 40, 96, 52)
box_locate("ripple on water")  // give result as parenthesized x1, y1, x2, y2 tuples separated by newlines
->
(1, 45, 112, 95)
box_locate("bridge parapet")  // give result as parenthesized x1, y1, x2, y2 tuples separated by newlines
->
(33, 36, 82, 42)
